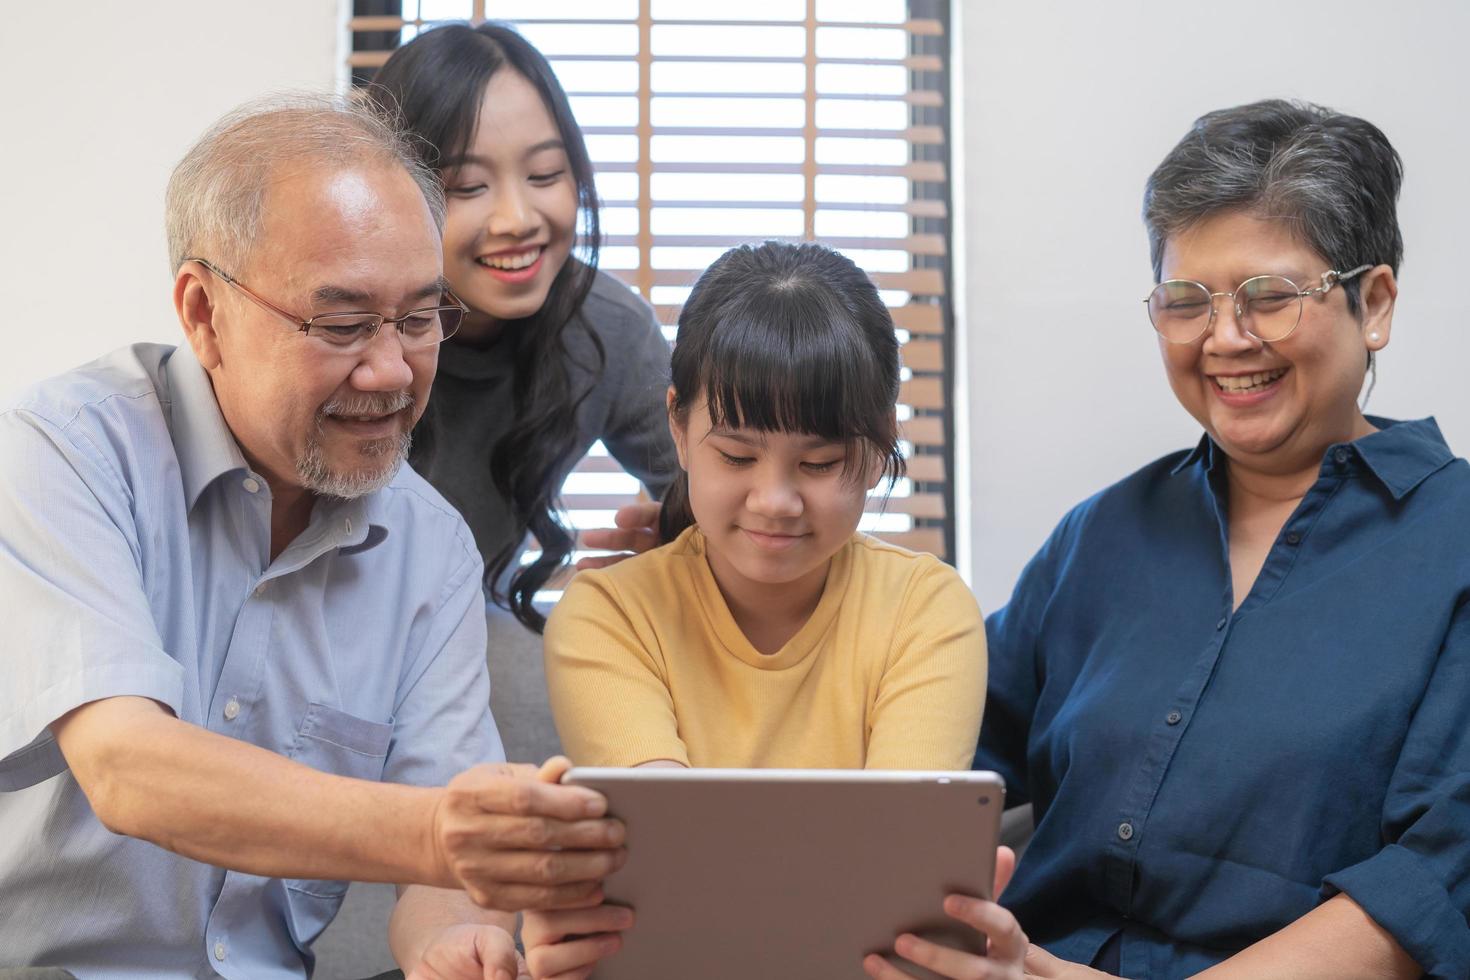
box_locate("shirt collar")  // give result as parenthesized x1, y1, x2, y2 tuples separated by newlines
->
(163, 344, 388, 553)
(163, 344, 250, 511)
(1169, 416, 1455, 501)
(1348, 416, 1455, 500)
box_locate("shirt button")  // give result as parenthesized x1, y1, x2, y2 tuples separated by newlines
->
(214, 940, 227, 961)
(1166, 710, 1183, 725)
(1117, 822, 1135, 841)
(1286, 531, 1301, 545)
(344, 518, 353, 534)
(242, 477, 260, 494)
(223, 698, 241, 721)
(1333, 448, 1349, 464)
(253, 581, 270, 598)
(1216, 617, 1227, 631)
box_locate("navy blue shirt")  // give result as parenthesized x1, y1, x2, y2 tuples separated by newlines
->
(976, 417, 1470, 979)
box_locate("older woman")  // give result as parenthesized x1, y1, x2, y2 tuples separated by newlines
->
(865, 100, 1470, 980)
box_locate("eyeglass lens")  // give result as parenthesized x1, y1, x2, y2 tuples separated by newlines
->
(306, 306, 465, 351)
(1147, 276, 1302, 343)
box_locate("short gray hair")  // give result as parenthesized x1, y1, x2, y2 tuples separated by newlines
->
(164, 92, 445, 275)
(1143, 99, 1403, 315)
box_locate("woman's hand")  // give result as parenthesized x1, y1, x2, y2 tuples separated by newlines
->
(522, 903, 636, 980)
(863, 846, 1030, 979)
(575, 502, 662, 570)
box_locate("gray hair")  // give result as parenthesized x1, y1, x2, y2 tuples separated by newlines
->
(1143, 99, 1403, 315)
(164, 92, 445, 275)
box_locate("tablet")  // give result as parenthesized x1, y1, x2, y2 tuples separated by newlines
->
(562, 767, 1006, 980)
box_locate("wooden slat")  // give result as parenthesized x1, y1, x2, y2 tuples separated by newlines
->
(604, 198, 946, 219)
(880, 528, 945, 555)
(590, 160, 945, 181)
(602, 233, 943, 255)
(350, 16, 945, 33)
(899, 377, 944, 410)
(561, 492, 943, 518)
(901, 415, 944, 446)
(905, 454, 946, 483)
(870, 269, 945, 294)
(890, 304, 944, 334)
(903, 339, 944, 372)
(582, 125, 941, 144)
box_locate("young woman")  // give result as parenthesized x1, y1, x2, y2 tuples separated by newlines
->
(542, 241, 986, 771)
(369, 23, 678, 632)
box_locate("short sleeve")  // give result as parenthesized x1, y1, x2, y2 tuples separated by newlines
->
(543, 570, 688, 767)
(865, 561, 987, 770)
(1321, 599, 1470, 978)
(384, 552, 504, 786)
(0, 409, 183, 790)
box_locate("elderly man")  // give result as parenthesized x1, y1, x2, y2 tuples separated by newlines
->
(0, 96, 623, 979)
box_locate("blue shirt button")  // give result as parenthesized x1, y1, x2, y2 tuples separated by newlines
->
(1334, 448, 1349, 464)
(1118, 822, 1135, 841)
(1166, 710, 1183, 725)
(1216, 617, 1227, 630)
(1286, 531, 1301, 545)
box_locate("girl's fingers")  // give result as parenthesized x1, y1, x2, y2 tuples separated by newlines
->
(943, 893, 1029, 965)
(525, 933, 623, 980)
(862, 952, 925, 980)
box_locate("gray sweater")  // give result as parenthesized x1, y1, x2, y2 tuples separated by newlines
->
(413, 269, 679, 580)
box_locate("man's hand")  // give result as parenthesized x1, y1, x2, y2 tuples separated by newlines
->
(574, 501, 662, 570)
(523, 903, 635, 980)
(863, 846, 1031, 980)
(407, 923, 531, 980)
(429, 757, 626, 911)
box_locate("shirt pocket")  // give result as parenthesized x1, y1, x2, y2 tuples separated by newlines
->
(283, 701, 394, 942)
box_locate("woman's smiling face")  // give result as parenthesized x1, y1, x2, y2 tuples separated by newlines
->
(439, 68, 579, 341)
(1157, 210, 1394, 473)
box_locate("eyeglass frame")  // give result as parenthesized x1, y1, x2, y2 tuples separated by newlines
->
(1143, 264, 1374, 345)
(184, 257, 469, 350)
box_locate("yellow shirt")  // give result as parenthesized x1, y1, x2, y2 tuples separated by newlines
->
(544, 527, 986, 770)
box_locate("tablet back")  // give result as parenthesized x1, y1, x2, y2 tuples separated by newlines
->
(564, 768, 1005, 980)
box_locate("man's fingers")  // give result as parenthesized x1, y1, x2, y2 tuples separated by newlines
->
(944, 894, 1029, 964)
(472, 924, 522, 979)
(573, 554, 628, 571)
(468, 845, 627, 886)
(465, 879, 605, 912)
(537, 756, 574, 784)
(467, 773, 607, 820)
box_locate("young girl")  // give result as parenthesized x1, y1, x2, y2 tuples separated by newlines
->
(543, 241, 986, 771)
(369, 24, 677, 633)
(524, 242, 987, 978)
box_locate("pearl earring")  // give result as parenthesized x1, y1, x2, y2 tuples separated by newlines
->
(1368, 331, 1381, 343)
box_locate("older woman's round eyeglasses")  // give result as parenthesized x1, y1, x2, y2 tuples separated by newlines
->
(185, 258, 467, 354)
(1144, 265, 1372, 344)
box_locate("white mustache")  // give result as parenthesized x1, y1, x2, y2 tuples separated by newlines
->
(319, 390, 414, 420)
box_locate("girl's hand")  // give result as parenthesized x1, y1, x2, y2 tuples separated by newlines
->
(862, 846, 1028, 979)
(522, 903, 635, 980)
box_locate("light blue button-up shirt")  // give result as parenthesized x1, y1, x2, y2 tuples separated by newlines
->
(0, 343, 505, 978)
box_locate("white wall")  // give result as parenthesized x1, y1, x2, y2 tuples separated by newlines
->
(956, 0, 1470, 614)
(0, 0, 343, 398)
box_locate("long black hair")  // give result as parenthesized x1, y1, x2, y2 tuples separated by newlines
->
(368, 23, 604, 632)
(660, 242, 906, 542)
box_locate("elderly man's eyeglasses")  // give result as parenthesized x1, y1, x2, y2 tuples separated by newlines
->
(1144, 265, 1373, 344)
(186, 258, 467, 353)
